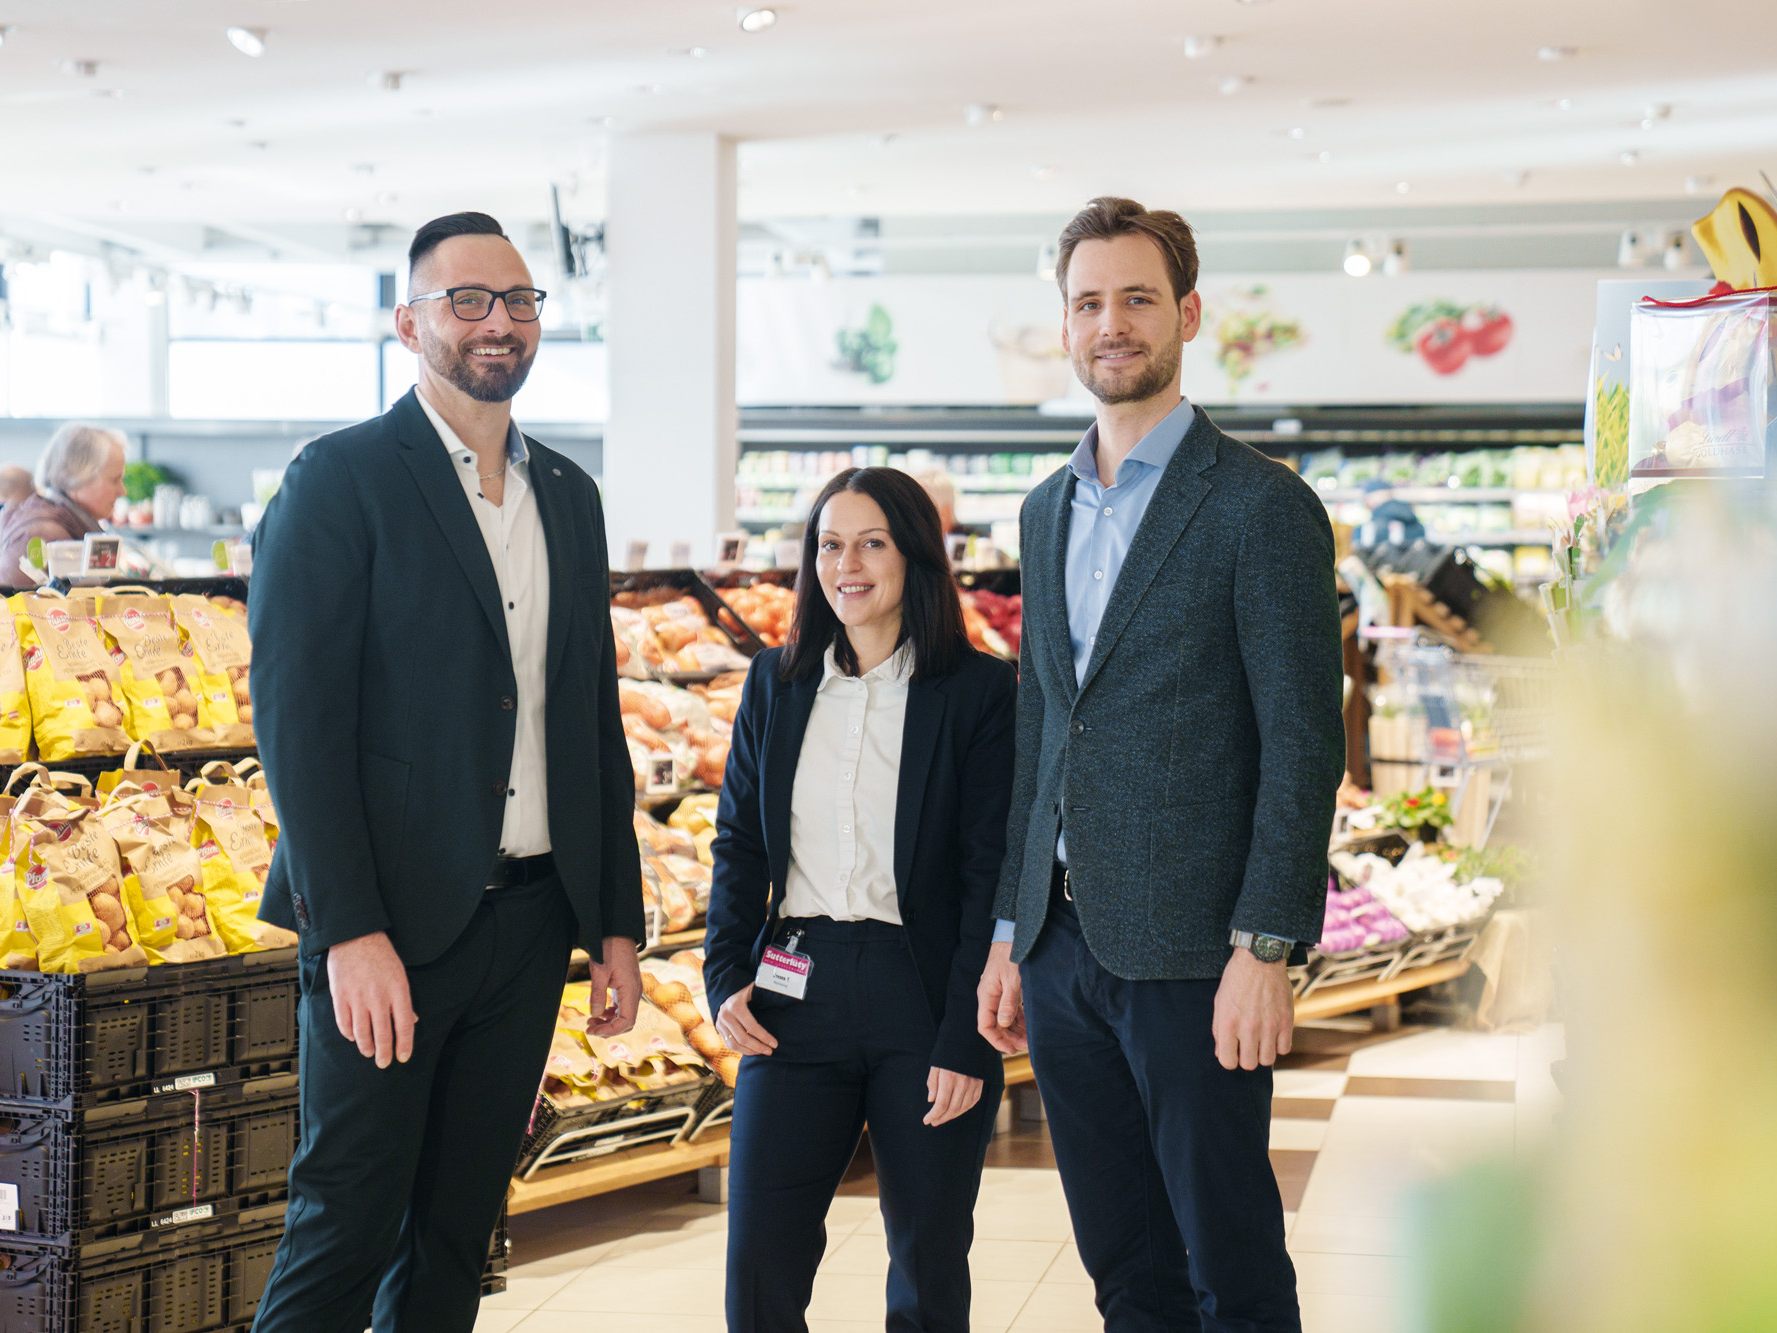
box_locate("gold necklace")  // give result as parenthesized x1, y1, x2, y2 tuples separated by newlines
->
(478, 464, 507, 481)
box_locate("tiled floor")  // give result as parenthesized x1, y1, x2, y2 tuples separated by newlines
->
(478, 1022, 1564, 1332)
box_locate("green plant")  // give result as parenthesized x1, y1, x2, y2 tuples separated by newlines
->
(123, 461, 176, 505)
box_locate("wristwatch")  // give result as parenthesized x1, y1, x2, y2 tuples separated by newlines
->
(1230, 930, 1291, 964)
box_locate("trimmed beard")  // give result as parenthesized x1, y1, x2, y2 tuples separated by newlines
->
(420, 326, 536, 404)
(1074, 325, 1184, 406)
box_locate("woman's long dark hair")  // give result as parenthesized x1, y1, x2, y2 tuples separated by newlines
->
(778, 467, 971, 684)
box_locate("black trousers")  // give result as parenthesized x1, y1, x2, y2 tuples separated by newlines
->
(1021, 881, 1300, 1333)
(252, 875, 575, 1333)
(725, 918, 1004, 1333)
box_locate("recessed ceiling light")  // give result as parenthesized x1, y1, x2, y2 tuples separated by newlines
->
(1283, 126, 1307, 140)
(1315, 150, 1334, 164)
(60, 58, 98, 77)
(1032, 164, 1056, 181)
(1536, 45, 1576, 61)
(1217, 74, 1250, 95)
(1684, 174, 1715, 195)
(1394, 181, 1411, 194)
(1182, 34, 1222, 59)
(1552, 97, 1574, 111)
(670, 46, 709, 58)
(964, 103, 1005, 127)
(225, 27, 267, 58)
(1638, 102, 1672, 129)
(1619, 149, 1640, 166)
(737, 7, 777, 33)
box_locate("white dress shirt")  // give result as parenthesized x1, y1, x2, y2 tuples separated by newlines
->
(781, 641, 913, 924)
(416, 389, 552, 857)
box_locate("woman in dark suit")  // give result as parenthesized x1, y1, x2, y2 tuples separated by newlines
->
(705, 466, 1015, 1333)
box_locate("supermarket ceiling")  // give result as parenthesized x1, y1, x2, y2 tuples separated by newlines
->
(0, 0, 1773, 247)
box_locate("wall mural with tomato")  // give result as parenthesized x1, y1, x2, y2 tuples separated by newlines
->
(1385, 301, 1514, 376)
(736, 269, 1612, 407)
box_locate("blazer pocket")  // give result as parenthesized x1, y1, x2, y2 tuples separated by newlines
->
(359, 751, 412, 876)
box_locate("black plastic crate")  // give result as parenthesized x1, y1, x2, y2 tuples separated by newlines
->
(0, 1077, 299, 1245)
(515, 1077, 712, 1177)
(0, 1202, 286, 1333)
(0, 951, 298, 1112)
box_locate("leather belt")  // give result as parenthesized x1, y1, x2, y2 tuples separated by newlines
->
(485, 852, 555, 891)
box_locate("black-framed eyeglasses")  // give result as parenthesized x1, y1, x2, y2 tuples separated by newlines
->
(408, 286, 548, 322)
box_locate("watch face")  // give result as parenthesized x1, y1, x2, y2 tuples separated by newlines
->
(1251, 936, 1289, 964)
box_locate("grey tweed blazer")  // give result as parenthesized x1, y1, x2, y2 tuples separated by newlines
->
(992, 406, 1345, 979)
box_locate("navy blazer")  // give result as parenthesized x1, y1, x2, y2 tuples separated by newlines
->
(249, 388, 645, 964)
(703, 645, 1016, 1080)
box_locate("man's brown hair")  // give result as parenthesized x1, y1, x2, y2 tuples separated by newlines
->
(1055, 197, 1199, 304)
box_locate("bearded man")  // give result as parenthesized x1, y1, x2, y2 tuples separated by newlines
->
(976, 198, 1345, 1333)
(250, 212, 644, 1333)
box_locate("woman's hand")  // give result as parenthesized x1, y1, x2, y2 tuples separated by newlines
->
(924, 1066, 984, 1127)
(716, 984, 779, 1057)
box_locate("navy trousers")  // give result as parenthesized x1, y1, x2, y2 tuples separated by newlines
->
(725, 918, 1004, 1332)
(1021, 882, 1300, 1333)
(253, 875, 575, 1333)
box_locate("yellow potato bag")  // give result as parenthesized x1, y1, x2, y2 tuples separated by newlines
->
(103, 789, 227, 964)
(98, 592, 215, 751)
(0, 604, 32, 764)
(11, 592, 131, 761)
(15, 794, 149, 973)
(95, 740, 184, 802)
(189, 781, 296, 953)
(0, 792, 37, 970)
(168, 596, 254, 747)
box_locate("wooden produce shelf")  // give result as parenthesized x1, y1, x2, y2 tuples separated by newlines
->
(1002, 1053, 1035, 1088)
(1293, 959, 1473, 1021)
(508, 1134, 732, 1215)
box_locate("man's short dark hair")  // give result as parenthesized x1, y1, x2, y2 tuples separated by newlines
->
(407, 212, 509, 289)
(1056, 197, 1199, 304)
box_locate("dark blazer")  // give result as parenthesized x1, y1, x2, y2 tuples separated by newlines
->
(993, 406, 1345, 979)
(704, 646, 1016, 1080)
(248, 388, 644, 965)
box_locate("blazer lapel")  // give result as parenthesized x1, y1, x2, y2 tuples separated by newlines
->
(392, 391, 510, 659)
(524, 440, 577, 685)
(1076, 410, 1219, 699)
(762, 673, 819, 901)
(1040, 471, 1078, 700)
(892, 675, 945, 910)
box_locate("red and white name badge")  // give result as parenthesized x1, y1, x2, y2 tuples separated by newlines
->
(755, 933, 812, 1001)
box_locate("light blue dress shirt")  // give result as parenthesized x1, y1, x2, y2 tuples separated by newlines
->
(992, 397, 1194, 944)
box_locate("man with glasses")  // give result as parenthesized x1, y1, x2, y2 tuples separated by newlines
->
(250, 212, 644, 1332)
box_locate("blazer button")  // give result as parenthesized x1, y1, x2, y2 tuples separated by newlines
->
(1070, 720, 1086, 736)
(500, 695, 516, 711)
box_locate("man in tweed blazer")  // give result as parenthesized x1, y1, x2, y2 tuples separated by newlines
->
(977, 198, 1344, 1332)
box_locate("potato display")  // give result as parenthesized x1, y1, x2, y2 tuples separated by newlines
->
(539, 980, 710, 1108)
(11, 592, 132, 760)
(610, 591, 751, 679)
(714, 581, 794, 648)
(642, 952, 741, 1088)
(618, 679, 734, 794)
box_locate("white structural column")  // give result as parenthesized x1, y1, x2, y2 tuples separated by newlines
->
(602, 132, 739, 568)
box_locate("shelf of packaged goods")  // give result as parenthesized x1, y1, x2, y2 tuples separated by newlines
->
(1315, 488, 1569, 505)
(508, 1135, 733, 1215)
(740, 473, 1053, 494)
(1292, 958, 1473, 1022)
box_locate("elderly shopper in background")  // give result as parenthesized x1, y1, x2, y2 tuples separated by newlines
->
(0, 422, 127, 585)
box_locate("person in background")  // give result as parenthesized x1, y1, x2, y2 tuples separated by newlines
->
(1357, 477, 1427, 547)
(705, 466, 1015, 1332)
(0, 465, 35, 510)
(0, 422, 127, 584)
(916, 468, 961, 535)
(250, 211, 644, 1333)
(977, 197, 1345, 1332)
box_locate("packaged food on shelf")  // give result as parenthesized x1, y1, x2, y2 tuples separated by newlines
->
(11, 592, 132, 760)
(619, 680, 732, 794)
(168, 594, 256, 746)
(610, 591, 752, 678)
(97, 590, 217, 751)
(667, 793, 720, 866)
(642, 951, 740, 1087)
(715, 581, 794, 647)
(13, 787, 150, 972)
(188, 772, 298, 953)
(0, 603, 32, 764)
(541, 982, 708, 1107)
(103, 786, 228, 963)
